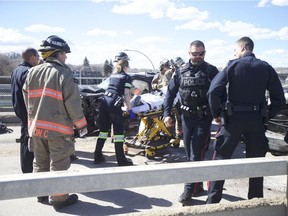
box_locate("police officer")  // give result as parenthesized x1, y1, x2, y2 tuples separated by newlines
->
(94, 57, 135, 166)
(164, 40, 219, 204)
(206, 36, 286, 204)
(11, 48, 40, 173)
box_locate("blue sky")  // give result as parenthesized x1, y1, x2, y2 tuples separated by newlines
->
(0, 0, 287, 71)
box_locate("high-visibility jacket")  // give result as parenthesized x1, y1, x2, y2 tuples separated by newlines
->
(23, 57, 87, 139)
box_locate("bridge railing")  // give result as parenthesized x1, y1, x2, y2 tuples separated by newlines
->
(0, 157, 287, 201)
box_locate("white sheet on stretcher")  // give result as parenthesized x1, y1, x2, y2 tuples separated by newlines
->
(126, 86, 180, 114)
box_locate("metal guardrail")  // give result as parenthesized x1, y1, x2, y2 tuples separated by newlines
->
(0, 157, 287, 215)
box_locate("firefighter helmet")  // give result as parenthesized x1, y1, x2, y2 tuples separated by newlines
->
(174, 57, 185, 67)
(159, 59, 171, 70)
(38, 35, 71, 53)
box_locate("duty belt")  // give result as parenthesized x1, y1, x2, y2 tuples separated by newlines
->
(104, 91, 117, 98)
(233, 105, 260, 112)
(180, 105, 208, 118)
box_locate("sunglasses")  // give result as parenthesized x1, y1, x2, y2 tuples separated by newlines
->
(190, 51, 206, 57)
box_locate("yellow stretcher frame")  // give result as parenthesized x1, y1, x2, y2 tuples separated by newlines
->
(124, 108, 181, 158)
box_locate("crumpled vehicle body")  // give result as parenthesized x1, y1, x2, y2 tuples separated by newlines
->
(79, 72, 155, 135)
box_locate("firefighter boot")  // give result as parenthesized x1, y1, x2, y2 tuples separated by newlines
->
(93, 153, 105, 164)
(49, 194, 78, 210)
(94, 140, 105, 164)
(115, 143, 133, 166)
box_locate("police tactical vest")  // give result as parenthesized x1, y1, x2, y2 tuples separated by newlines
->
(179, 63, 210, 107)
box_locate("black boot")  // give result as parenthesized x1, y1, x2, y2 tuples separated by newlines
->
(94, 153, 105, 164)
(178, 190, 192, 203)
(94, 139, 105, 164)
(115, 142, 133, 166)
(49, 194, 78, 210)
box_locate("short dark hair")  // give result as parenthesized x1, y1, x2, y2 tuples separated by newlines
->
(236, 36, 254, 51)
(190, 40, 205, 50)
(22, 48, 38, 62)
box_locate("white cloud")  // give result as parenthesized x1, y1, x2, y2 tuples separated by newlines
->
(263, 48, 288, 55)
(166, 6, 208, 21)
(176, 20, 221, 30)
(0, 27, 34, 44)
(111, 0, 174, 19)
(257, 0, 270, 7)
(272, 0, 288, 6)
(85, 28, 117, 37)
(257, 0, 288, 7)
(135, 36, 170, 44)
(279, 27, 288, 40)
(219, 20, 288, 40)
(25, 25, 65, 33)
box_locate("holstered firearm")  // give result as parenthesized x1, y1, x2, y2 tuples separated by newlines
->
(220, 102, 233, 126)
(114, 96, 124, 108)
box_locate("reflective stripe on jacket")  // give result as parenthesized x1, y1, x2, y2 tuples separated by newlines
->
(23, 57, 87, 139)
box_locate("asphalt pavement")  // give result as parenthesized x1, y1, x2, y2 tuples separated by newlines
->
(0, 124, 286, 216)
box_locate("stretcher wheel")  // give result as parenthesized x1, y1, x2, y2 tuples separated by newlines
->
(170, 138, 180, 148)
(173, 143, 180, 148)
(145, 148, 156, 157)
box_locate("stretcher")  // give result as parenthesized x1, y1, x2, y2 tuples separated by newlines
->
(124, 108, 181, 158)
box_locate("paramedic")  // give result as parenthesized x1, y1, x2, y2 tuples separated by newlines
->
(206, 36, 286, 204)
(94, 58, 135, 166)
(11, 48, 40, 173)
(164, 40, 219, 204)
(23, 35, 87, 209)
(114, 51, 130, 63)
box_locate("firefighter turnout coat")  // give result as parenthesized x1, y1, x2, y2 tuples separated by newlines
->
(23, 57, 87, 139)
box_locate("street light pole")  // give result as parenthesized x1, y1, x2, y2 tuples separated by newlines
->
(123, 49, 156, 71)
(79, 66, 89, 85)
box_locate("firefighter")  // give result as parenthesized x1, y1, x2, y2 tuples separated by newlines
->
(163, 40, 219, 204)
(170, 56, 186, 138)
(94, 58, 135, 166)
(171, 56, 185, 70)
(206, 36, 286, 204)
(23, 35, 87, 210)
(11, 48, 40, 173)
(151, 59, 174, 90)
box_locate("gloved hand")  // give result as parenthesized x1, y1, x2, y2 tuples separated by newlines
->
(157, 84, 163, 89)
(79, 127, 88, 137)
(129, 109, 137, 120)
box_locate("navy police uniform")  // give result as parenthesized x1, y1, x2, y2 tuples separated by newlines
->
(11, 62, 34, 173)
(207, 53, 286, 203)
(94, 71, 132, 166)
(164, 60, 219, 199)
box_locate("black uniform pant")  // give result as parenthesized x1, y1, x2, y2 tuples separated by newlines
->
(94, 96, 127, 164)
(207, 112, 268, 203)
(20, 121, 34, 173)
(181, 114, 212, 194)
